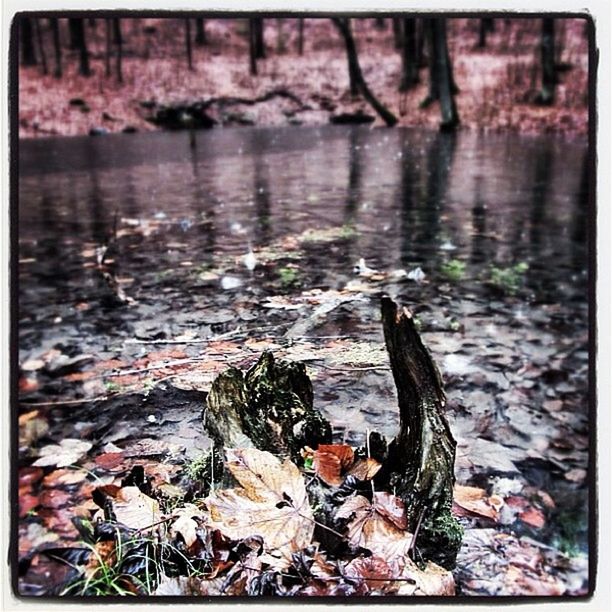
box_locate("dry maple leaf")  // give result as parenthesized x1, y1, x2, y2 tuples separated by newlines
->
(336, 494, 412, 559)
(205, 448, 314, 560)
(93, 486, 161, 531)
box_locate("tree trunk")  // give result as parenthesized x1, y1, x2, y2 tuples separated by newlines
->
(378, 297, 462, 569)
(248, 19, 258, 76)
(184, 19, 193, 71)
(113, 18, 123, 82)
(72, 19, 91, 76)
(195, 18, 207, 45)
(254, 17, 265, 59)
(68, 18, 80, 50)
(478, 17, 494, 48)
(433, 18, 460, 130)
(297, 18, 304, 55)
(332, 17, 398, 126)
(20, 17, 37, 66)
(34, 18, 48, 74)
(49, 18, 62, 77)
(392, 17, 403, 50)
(374, 17, 386, 30)
(536, 18, 556, 105)
(400, 17, 419, 91)
(105, 19, 112, 77)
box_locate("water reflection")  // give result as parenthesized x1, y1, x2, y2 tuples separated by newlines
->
(19, 126, 588, 314)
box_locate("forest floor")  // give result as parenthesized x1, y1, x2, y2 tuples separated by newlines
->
(18, 17, 589, 139)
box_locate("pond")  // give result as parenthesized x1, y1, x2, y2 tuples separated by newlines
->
(17, 126, 590, 593)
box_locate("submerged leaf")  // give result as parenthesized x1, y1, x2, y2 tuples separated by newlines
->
(93, 485, 161, 531)
(32, 439, 93, 468)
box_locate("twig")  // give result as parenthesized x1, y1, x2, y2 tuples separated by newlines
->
(19, 395, 111, 407)
(309, 363, 389, 372)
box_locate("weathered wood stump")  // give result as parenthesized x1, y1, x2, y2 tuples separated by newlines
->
(378, 297, 462, 569)
(200, 297, 462, 569)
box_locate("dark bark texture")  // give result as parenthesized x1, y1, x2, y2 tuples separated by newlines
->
(536, 18, 556, 105)
(378, 297, 462, 569)
(20, 17, 37, 66)
(332, 18, 398, 126)
(49, 18, 62, 78)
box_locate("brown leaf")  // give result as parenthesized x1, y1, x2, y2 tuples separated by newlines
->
(205, 448, 314, 562)
(518, 506, 546, 529)
(42, 468, 88, 488)
(93, 486, 161, 531)
(344, 555, 396, 593)
(39, 489, 71, 509)
(19, 467, 44, 488)
(336, 494, 412, 559)
(453, 484, 498, 521)
(94, 452, 125, 470)
(346, 457, 381, 481)
(313, 444, 354, 486)
(372, 492, 407, 530)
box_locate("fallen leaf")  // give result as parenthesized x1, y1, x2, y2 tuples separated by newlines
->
(19, 467, 44, 488)
(94, 452, 125, 470)
(39, 489, 72, 509)
(32, 439, 93, 468)
(42, 468, 88, 487)
(347, 457, 381, 481)
(336, 494, 412, 559)
(313, 444, 354, 486)
(344, 555, 396, 593)
(453, 484, 499, 521)
(170, 504, 204, 548)
(518, 506, 546, 529)
(372, 492, 408, 530)
(94, 486, 161, 531)
(205, 448, 314, 560)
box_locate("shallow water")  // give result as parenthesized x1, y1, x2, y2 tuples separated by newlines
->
(18, 126, 590, 559)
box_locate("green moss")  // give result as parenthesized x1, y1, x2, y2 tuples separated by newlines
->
(278, 265, 301, 289)
(440, 259, 466, 282)
(488, 262, 529, 295)
(419, 507, 464, 570)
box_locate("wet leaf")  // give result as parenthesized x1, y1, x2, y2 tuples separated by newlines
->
(453, 484, 499, 521)
(94, 452, 125, 470)
(19, 467, 44, 488)
(335, 494, 412, 559)
(313, 444, 354, 486)
(347, 457, 382, 481)
(372, 492, 407, 530)
(170, 504, 204, 548)
(93, 486, 161, 531)
(518, 506, 546, 529)
(39, 489, 72, 509)
(32, 439, 93, 468)
(205, 448, 314, 560)
(344, 555, 396, 593)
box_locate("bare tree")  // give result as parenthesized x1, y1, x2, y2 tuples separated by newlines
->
(432, 18, 459, 130)
(332, 18, 398, 126)
(20, 17, 37, 66)
(49, 17, 62, 77)
(392, 17, 403, 50)
(535, 18, 556, 105)
(254, 18, 265, 58)
(105, 19, 112, 77)
(69, 18, 90, 76)
(195, 18, 207, 45)
(421, 18, 459, 131)
(113, 18, 123, 82)
(248, 18, 258, 75)
(184, 18, 194, 70)
(400, 17, 419, 91)
(34, 18, 48, 75)
(478, 17, 494, 48)
(297, 18, 304, 55)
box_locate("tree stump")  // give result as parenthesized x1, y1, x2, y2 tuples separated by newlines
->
(200, 297, 462, 569)
(378, 297, 462, 569)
